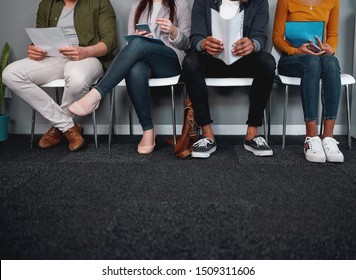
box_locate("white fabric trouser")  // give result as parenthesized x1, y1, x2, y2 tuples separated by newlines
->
(2, 57, 103, 132)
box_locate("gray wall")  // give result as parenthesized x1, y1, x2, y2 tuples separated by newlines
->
(0, 0, 355, 135)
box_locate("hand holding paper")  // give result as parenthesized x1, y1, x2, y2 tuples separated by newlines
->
(25, 27, 72, 57)
(211, 9, 244, 65)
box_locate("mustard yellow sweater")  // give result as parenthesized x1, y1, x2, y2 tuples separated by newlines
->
(273, 0, 339, 55)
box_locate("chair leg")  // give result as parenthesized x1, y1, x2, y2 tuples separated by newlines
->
(108, 88, 115, 149)
(268, 94, 272, 137)
(263, 110, 267, 142)
(319, 85, 323, 136)
(55, 88, 61, 104)
(282, 85, 289, 150)
(171, 85, 177, 146)
(128, 99, 134, 136)
(345, 84, 352, 150)
(30, 109, 36, 148)
(92, 110, 98, 149)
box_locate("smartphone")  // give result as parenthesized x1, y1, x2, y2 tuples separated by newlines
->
(135, 24, 151, 34)
(307, 42, 322, 53)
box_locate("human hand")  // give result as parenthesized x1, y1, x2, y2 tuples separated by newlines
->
(315, 36, 334, 55)
(156, 18, 178, 38)
(59, 46, 88, 60)
(232, 37, 255, 56)
(295, 43, 325, 56)
(201, 36, 224, 55)
(27, 45, 47, 61)
(134, 29, 153, 38)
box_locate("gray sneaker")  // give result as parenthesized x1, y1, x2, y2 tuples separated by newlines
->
(244, 136, 273, 156)
(191, 137, 216, 158)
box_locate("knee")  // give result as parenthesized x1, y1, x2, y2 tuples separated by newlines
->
(2, 63, 17, 85)
(321, 55, 340, 73)
(182, 52, 201, 74)
(65, 69, 90, 91)
(303, 55, 321, 72)
(256, 52, 276, 75)
(127, 63, 151, 80)
(126, 37, 150, 53)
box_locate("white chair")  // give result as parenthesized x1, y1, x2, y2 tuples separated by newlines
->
(204, 78, 269, 141)
(32, 79, 98, 148)
(109, 75, 182, 148)
(271, 47, 355, 150)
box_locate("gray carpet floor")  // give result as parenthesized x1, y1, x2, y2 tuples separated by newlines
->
(1, 134, 356, 259)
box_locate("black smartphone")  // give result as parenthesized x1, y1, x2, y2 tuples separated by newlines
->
(307, 42, 322, 53)
(135, 24, 151, 34)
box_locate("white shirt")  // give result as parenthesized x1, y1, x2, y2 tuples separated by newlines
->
(220, 0, 240, 20)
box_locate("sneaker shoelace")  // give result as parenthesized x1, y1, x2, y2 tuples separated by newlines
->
(252, 136, 268, 147)
(323, 138, 340, 153)
(306, 137, 323, 153)
(193, 138, 213, 148)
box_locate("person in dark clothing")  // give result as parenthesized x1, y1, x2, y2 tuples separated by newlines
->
(182, 0, 275, 158)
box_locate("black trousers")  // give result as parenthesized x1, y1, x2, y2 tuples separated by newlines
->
(182, 51, 276, 127)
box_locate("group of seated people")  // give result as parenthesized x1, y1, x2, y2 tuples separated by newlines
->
(2, 0, 345, 163)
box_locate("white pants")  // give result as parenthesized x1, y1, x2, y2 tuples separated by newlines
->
(2, 57, 103, 132)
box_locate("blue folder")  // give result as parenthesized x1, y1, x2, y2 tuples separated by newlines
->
(285, 21, 324, 47)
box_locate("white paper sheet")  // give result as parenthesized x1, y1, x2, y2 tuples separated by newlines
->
(211, 9, 244, 65)
(25, 27, 72, 57)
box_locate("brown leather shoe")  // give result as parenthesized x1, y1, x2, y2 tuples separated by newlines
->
(64, 123, 84, 152)
(38, 126, 63, 149)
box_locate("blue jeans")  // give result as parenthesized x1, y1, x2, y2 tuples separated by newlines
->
(95, 37, 181, 130)
(278, 54, 341, 122)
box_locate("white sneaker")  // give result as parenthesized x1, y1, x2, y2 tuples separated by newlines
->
(304, 136, 326, 163)
(322, 137, 344, 163)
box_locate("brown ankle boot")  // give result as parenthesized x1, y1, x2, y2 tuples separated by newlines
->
(38, 126, 63, 148)
(64, 123, 84, 152)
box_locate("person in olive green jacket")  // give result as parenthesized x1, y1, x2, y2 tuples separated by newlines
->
(2, 0, 117, 152)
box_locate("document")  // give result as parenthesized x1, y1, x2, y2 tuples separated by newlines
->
(25, 27, 73, 57)
(124, 34, 164, 45)
(211, 9, 244, 65)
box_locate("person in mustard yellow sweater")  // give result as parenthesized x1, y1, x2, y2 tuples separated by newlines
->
(273, 0, 344, 164)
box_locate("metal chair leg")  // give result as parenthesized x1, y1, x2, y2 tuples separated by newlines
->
(128, 100, 133, 136)
(30, 109, 36, 148)
(345, 84, 352, 149)
(319, 85, 323, 136)
(171, 85, 177, 146)
(92, 110, 98, 149)
(282, 85, 289, 150)
(263, 109, 267, 142)
(109, 88, 115, 149)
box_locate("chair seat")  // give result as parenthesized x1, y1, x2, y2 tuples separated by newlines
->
(39, 79, 66, 88)
(276, 73, 355, 86)
(110, 75, 182, 148)
(117, 75, 181, 87)
(205, 78, 253, 87)
(341, 73, 356, 85)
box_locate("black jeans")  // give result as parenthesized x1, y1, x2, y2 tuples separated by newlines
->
(182, 51, 276, 127)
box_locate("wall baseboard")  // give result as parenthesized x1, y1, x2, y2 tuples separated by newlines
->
(9, 124, 352, 136)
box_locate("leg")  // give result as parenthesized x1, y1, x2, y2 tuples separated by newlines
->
(182, 52, 214, 130)
(232, 51, 276, 130)
(69, 38, 179, 116)
(61, 58, 103, 113)
(320, 55, 341, 138)
(278, 54, 322, 130)
(2, 57, 73, 131)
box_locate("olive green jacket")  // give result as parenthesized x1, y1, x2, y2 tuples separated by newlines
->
(36, 0, 117, 70)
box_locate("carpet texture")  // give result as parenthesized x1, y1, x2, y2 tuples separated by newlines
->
(1, 134, 356, 259)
